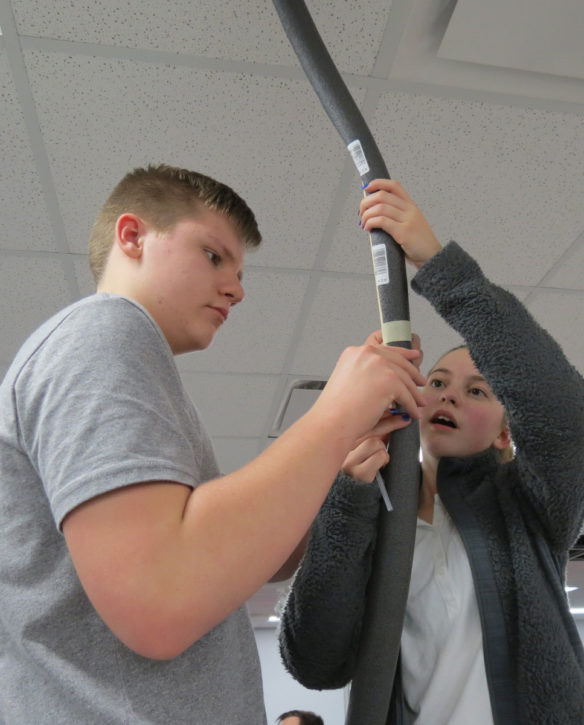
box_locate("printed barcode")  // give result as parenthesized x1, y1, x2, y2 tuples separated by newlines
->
(371, 243, 390, 286)
(347, 140, 370, 176)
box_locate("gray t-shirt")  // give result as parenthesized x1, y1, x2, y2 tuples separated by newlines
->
(0, 294, 266, 724)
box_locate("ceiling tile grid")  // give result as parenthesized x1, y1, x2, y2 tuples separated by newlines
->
(21, 49, 353, 269)
(11, 0, 392, 75)
(542, 232, 584, 290)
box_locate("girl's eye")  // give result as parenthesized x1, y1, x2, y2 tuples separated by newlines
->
(469, 387, 486, 397)
(429, 379, 444, 388)
(205, 249, 221, 266)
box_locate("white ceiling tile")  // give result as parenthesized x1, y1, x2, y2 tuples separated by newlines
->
(290, 274, 463, 379)
(73, 255, 95, 299)
(526, 289, 584, 375)
(0, 255, 73, 362)
(503, 286, 531, 302)
(0, 52, 56, 252)
(13, 0, 391, 75)
(291, 276, 384, 377)
(179, 372, 279, 438)
(327, 92, 584, 287)
(212, 437, 263, 475)
(543, 237, 584, 290)
(289, 271, 530, 381)
(23, 50, 348, 267)
(176, 268, 311, 375)
(408, 292, 463, 375)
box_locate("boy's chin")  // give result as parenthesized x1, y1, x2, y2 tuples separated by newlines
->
(173, 334, 216, 355)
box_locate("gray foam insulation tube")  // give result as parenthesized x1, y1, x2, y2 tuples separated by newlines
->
(272, 2, 420, 723)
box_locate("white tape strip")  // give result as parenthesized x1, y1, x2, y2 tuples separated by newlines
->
(348, 139, 370, 176)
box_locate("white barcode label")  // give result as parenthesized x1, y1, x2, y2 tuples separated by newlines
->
(347, 139, 370, 176)
(372, 243, 390, 286)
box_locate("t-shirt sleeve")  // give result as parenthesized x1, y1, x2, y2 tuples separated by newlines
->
(14, 297, 208, 529)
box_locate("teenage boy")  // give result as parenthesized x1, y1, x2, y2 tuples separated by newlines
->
(0, 164, 425, 724)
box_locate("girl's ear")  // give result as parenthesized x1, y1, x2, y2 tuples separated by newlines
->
(492, 425, 512, 451)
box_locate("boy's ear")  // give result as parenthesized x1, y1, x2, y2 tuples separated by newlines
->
(115, 213, 146, 259)
(492, 425, 512, 451)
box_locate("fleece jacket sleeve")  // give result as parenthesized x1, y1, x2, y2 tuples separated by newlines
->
(412, 241, 584, 551)
(278, 473, 380, 689)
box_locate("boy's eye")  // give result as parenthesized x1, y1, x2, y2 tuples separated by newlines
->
(205, 249, 221, 266)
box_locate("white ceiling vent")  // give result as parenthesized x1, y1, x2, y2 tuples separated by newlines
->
(268, 379, 327, 438)
(438, 0, 584, 80)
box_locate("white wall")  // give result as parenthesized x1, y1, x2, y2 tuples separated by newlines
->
(255, 627, 347, 725)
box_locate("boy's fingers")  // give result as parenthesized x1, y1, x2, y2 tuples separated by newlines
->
(374, 347, 426, 388)
(363, 329, 383, 346)
(355, 414, 412, 445)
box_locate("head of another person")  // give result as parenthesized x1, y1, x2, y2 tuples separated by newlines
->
(89, 164, 261, 354)
(276, 711, 324, 725)
(419, 345, 513, 464)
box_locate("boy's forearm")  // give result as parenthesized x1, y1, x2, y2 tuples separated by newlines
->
(64, 405, 352, 660)
(268, 531, 310, 582)
(179, 408, 351, 618)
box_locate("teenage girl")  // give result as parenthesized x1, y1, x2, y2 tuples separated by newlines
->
(279, 179, 584, 724)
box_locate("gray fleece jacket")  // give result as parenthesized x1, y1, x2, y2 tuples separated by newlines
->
(279, 242, 584, 724)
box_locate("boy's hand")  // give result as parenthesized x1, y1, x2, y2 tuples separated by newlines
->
(312, 333, 426, 448)
(359, 179, 442, 269)
(341, 331, 424, 482)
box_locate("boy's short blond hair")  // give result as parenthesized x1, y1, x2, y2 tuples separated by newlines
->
(89, 164, 261, 283)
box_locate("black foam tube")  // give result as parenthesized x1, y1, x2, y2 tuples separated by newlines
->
(272, 2, 420, 723)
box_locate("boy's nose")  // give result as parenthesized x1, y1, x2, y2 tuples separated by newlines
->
(225, 276, 245, 306)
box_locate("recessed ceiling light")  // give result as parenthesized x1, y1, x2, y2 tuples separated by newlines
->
(566, 586, 578, 593)
(268, 615, 280, 623)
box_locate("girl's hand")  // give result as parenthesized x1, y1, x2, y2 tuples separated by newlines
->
(359, 179, 442, 269)
(341, 411, 411, 483)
